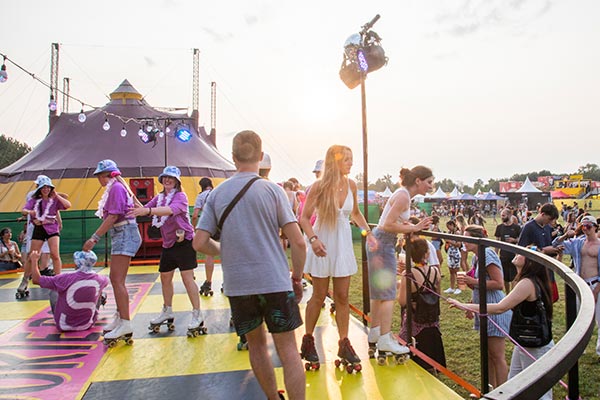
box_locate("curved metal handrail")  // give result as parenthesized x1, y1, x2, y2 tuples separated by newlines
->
(415, 231, 595, 400)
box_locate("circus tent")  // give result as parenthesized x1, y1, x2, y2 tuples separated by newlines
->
(0, 80, 236, 211)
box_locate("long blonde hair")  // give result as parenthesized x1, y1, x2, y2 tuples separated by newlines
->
(312, 145, 351, 229)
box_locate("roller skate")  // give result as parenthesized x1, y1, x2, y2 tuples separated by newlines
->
(329, 302, 336, 314)
(15, 277, 29, 300)
(149, 305, 175, 333)
(103, 312, 121, 334)
(376, 332, 410, 365)
(300, 334, 320, 370)
(40, 267, 55, 276)
(367, 326, 380, 359)
(199, 280, 213, 296)
(99, 292, 107, 307)
(186, 309, 207, 337)
(103, 319, 134, 348)
(335, 337, 361, 373)
(237, 334, 248, 351)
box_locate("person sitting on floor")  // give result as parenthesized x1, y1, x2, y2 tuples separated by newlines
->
(30, 250, 109, 332)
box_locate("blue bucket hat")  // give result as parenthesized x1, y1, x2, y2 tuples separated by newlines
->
(35, 175, 55, 189)
(73, 250, 97, 272)
(158, 166, 181, 184)
(93, 159, 121, 176)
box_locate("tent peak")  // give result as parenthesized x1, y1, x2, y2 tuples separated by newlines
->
(110, 79, 143, 102)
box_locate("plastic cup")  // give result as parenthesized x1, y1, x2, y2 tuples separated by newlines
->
(176, 229, 185, 242)
(457, 271, 467, 290)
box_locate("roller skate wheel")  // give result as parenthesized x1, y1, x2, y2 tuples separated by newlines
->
(304, 363, 311, 371)
(346, 365, 354, 373)
(314, 362, 320, 371)
(237, 342, 244, 351)
(152, 325, 160, 333)
(377, 356, 386, 366)
(334, 359, 341, 368)
(107, 340, 116, 348)
(126, 338, 134, 345)
(168, 323, 175, 331)
(201, 327, 207, 334)
(354, 364, 362, 373)
(395, 354, 410, 364)
(209, 291, 214, 296)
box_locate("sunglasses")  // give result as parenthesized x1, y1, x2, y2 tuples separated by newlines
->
(582, 223, 597, 229)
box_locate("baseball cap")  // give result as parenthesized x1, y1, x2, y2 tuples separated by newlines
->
(580, 215, 598, 226)
(312, 160, 324, 173)
(259, 153, 271, 169)
(158, 166, 181, 184)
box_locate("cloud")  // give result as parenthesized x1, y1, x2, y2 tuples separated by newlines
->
(144, 56, 156, 67)
(200, 27, 234, 42)
(245, 14, 258, 26)
(435, 0, 554, 37)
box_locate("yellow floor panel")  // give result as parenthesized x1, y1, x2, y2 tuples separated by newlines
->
(92, 333, 252, 380)
(0, 300, 48, 320)
(138, 293, 231, 312)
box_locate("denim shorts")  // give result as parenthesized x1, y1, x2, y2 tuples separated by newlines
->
(109, 223, 142, 257)
(228, 291, 303, 336)
(367, 228, 398, 301)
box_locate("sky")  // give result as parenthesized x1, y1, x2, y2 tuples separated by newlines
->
(1, 0, 599, 187)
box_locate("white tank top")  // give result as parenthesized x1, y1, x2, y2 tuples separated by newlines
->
(378, 187, 411, 226)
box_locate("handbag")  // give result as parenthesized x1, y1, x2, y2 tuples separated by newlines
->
(211, 176, 261, 241)
(509, 280, 552, 348)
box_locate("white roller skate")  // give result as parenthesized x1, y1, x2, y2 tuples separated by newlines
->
(367, 326, 380, 359)
(376, 332, 410, 365)
(103, 312, 121, 334)
(186, 309, 207, 337)
(149, 305, 175, 333)
(103, 319, 133, 347)
(15, 276, 29, 300)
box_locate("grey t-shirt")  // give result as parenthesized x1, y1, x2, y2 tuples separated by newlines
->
(198, 172, 296, 296)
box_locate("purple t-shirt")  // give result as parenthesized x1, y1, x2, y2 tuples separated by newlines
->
(38, 271, 109, 331)
(146, 191, 194, 248)
(24, 197, 66, 235)
(103, 181, 135, 224)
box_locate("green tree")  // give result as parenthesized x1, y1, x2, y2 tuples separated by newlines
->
(577, 163, 600, 181)
(0, 134, 31, 169)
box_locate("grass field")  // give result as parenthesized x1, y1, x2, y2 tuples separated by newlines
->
(343, 215, 600, 400)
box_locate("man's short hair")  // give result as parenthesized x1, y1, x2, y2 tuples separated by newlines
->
(539, 203, 559, 220)
(232, 130, 262, 163)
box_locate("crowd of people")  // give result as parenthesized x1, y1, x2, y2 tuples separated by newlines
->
(4, 129, 599, 399)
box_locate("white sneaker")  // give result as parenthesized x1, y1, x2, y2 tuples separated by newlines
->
(444, 288, 454, 294)
(454, 288, 462, 295)
(187, 309, 204, 330)
(150, 305, 174, 325)
(377, 332, 409, 354)
(104, 319, 133, 339)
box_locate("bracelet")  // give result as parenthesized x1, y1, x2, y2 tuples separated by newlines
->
(91, 233, 101, 243)
(361, 228, 372, 237)
(309, 235, 318, 244)
(148, 207, 152, 216)
(292, 276, 302, 284)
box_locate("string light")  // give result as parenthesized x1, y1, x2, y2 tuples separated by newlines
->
(0, 56, 7, 83)
(0, 51, 196, 142)
(48, 95, 57, 112)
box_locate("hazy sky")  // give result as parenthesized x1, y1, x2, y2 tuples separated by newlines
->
(1, 0, 599, 186)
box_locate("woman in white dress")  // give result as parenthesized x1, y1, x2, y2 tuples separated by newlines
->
(299, 145, 374, 370)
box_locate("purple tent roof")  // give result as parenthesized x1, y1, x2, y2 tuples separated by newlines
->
(0, 80, 236, 182)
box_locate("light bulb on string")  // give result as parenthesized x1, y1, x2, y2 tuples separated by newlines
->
(78, 108, 87, 123)
(158, 130, 164, 138)
(102, 119, 110, 131)
(48, 96, 57, 112)
(0, 58, 7, 83)
(138, 126, 144, 137)
(120, 127, 127, 137)
(146, 124, 153, 132)
(165, 126, 171, 134)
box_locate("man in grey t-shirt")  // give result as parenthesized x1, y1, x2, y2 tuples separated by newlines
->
(193, 130, 306, 400)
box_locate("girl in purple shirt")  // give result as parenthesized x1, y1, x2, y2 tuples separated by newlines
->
(129, 166, 205, 336)
(83, 160, 142, 344)
(22, 175, 71, 276)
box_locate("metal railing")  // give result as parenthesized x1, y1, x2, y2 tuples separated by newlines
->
(408, 230, 595, 400)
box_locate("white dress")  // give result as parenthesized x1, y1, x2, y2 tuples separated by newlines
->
(305, 187, 358, 278)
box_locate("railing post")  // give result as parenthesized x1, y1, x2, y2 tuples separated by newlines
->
(565, 283, 580, 400)
(478, 243, 490, 394)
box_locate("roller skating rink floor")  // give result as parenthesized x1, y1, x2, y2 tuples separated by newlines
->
(0, 265, 462, 399)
